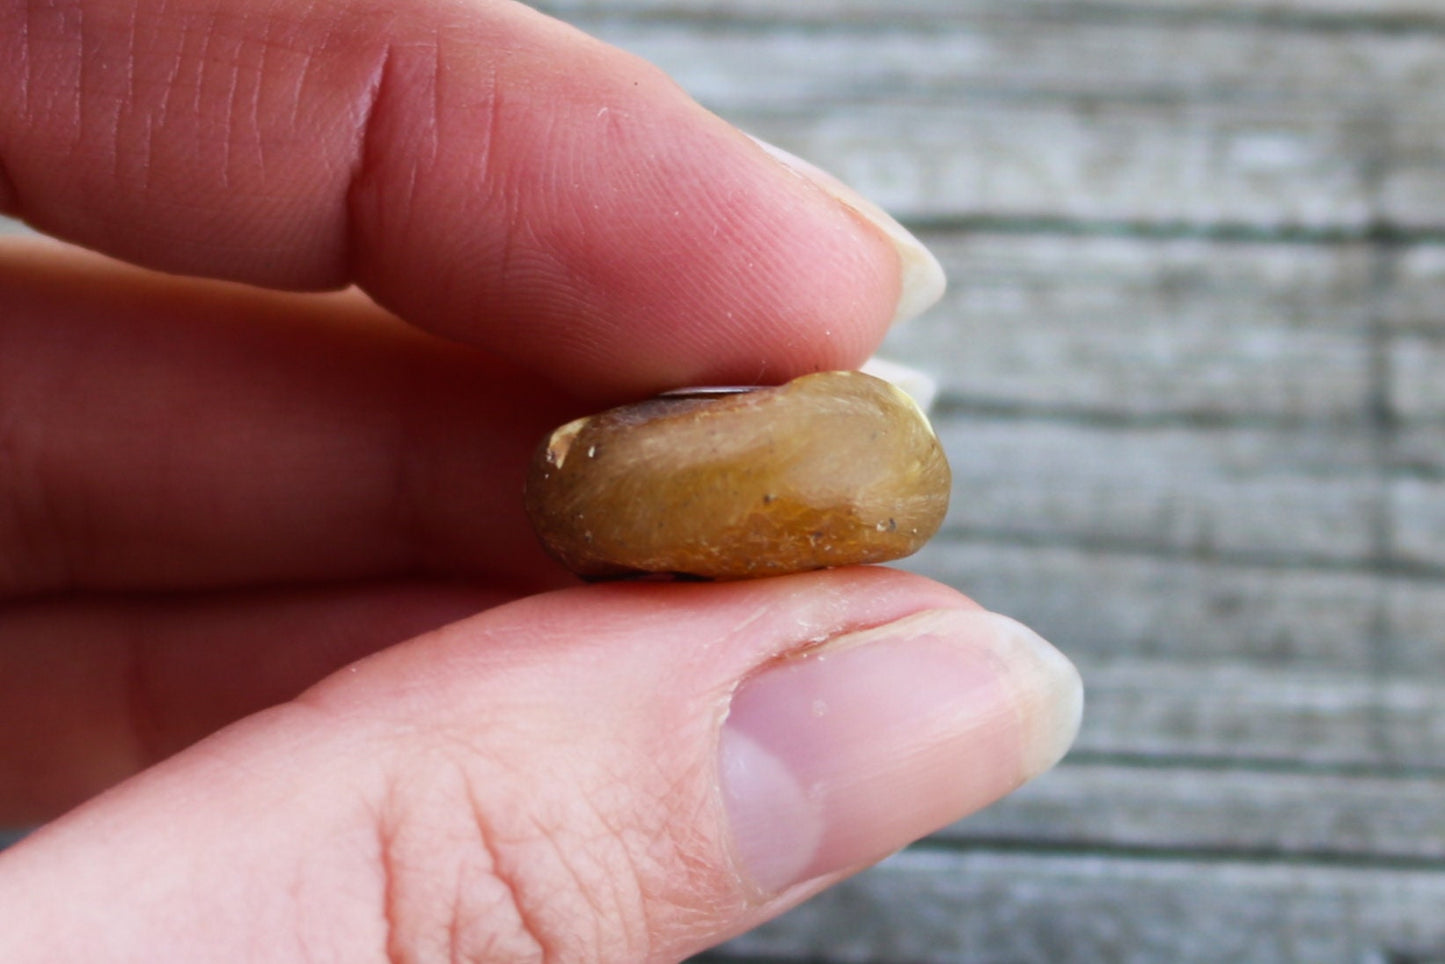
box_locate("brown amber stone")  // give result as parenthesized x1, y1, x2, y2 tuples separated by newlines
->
(523, 370, 951, 580)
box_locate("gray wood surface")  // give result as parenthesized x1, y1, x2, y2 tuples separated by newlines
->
(518, 1, 1445, 961)
(942, 761, 1445, 859)
(891, 233, 1376, 420)
(714, 848, 1445, 964)
(545, 0, 1445, 18)
(554, 9, 1445, 229)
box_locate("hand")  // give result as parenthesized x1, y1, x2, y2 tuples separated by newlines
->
(0, 1, 1082, 960)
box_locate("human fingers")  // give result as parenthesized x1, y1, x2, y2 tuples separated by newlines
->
(0, 0, 941, 400)
(0, 580, 506, 824)
(0, 568, 1080, 962)
(0, 240, 584, 598)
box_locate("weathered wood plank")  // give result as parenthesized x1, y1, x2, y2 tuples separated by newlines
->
(538, 1, 1445, 25)
(907, 539, 1445, 676)
(1395, 426, 1445, 471)
(576, 17, 1445, 111)
(1387, 245, 1445, 334)
(740, 103, 1378, 230)
(1384, 429, 1445, 570)
(1086, 0, 1445, 14)
(1387, 247, 1445, 420)
(933, 415, 1380, 563)
(880, 232, 1374, 420)
(912, 538, 1445, 679)
(1383, 120, 1445, 229)
(1074, 659, 1445, 767)
(944, 761, 1445, 859)
(1390, 477, 1445, 570)
(903, 541, 1383, 669)
(1390, 335, 1445, 420)
(1388, 562, 1445, 681)
(713, 848, 1445, 964)
(540, 13, 1445, 230)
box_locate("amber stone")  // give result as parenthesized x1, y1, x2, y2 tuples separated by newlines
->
(523, 370, 952, 580)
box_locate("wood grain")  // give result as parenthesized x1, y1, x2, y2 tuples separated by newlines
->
(944, 761, 1445, 859)
(538, 1, 1445, 24)
(1073, 659, 1445, 767)
(933, 416, 1381, 562)
(882, 232, 1375, 420)
(714, 848, 1445, 964)
(553, 13, 1445, 229)
(903, 541, 1384, 669)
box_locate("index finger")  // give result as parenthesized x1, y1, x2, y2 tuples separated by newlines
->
(0, 0, 942, 399)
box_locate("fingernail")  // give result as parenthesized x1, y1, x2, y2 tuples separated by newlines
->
(860, 356, 939, 413)
(719, 609, 1082, 895)
(748, 135, 947, 327)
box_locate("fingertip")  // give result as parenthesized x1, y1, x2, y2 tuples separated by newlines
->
(351, 42, 906, 397)
(979, 613, 1085, 780)
(745, 135, 946, 329)
(718, 607, 1081, 895)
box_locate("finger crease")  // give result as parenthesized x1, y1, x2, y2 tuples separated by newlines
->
(461, 779, 554, 964)
(342, 40, 397, 284)
(375, 807, 407, 964)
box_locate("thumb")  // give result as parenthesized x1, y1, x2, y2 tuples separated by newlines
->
(0, 568, 1081, 962)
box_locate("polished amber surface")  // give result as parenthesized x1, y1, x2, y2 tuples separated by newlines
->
(524, 371, 952, 580)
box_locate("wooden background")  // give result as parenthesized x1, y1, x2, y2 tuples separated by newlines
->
(7, 0, 1445, 960)
(518, 1, 1445, 961)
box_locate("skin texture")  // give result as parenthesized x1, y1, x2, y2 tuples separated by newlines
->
(0, 0, 897, 400)
(0, 1, 1081, 960)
